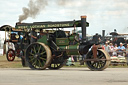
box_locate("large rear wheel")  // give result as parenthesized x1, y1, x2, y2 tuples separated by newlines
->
(26, 42, 52, 70)
(85, 49, 110, 71)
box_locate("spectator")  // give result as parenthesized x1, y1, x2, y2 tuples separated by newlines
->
(66, 56, 75, 66)
(109, 43, 114, 56)
(104, 42, 110, 53)
(117, 42, 125, 56)
(113, 44, 118, 56)
(101, 44, 105, 50)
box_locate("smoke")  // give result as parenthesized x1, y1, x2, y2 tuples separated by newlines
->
(57, 0, 67, 6)
(18, 0, 48, 22)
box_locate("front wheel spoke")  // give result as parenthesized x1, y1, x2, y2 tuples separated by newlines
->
(100, 61, 105, 66)
(92, 62, 96, 67)
(96, 62, 99, 68)
(94, 62, 98, 68)
(95, 62, 98, 68)
(97, 62, 100, 68)
(93, 62, 96, 67)
(99, 61, 104, 68)
(98, 62, 101, 68)
(98, 55, 104, 59)
(91, 61, 95, 66)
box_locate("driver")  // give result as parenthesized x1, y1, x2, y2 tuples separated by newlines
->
(30, 28, 37, 43)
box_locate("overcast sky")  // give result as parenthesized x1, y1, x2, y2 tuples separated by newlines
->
(0, 0, 128, 35)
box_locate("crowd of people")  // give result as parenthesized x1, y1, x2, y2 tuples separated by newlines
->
(101, 41, 128, 65)
(104, 42, 127, 57)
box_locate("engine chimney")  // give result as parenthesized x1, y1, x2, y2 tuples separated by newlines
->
(102, 30, 105, 40)
(81, 16, 87, 42)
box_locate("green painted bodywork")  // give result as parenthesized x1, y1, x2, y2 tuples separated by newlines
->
(37, 35, 48, 45)
(36, 34, 79, 55)
(69, 33, 79, 41)
(59, 44, 79, 55)
(56, 38, 69, 46)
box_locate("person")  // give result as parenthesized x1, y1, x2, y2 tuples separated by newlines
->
(11, 33, 18, 42)
(109, 43, 114, 56)
(22, 32, 30, 49)
(66, 56, 75, 66)
(125, 44, 128, 65)
(117, 42, 125, 56)
(10, 32, 19, 51)
(113, 44, 118, 56)
(30, 28, 37, 43)
(104, 42, 110, 53)
(92, 33, 101, 44)
(37, 29, 46, 39)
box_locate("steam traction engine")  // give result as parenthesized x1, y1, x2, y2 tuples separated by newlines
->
(15, 16, 110, 71)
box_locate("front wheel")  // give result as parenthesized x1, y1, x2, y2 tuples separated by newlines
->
(85, 49, 110, 71)
(6, 49, 15, 61)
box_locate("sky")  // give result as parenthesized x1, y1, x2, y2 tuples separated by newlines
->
(0, 0, 128, 35)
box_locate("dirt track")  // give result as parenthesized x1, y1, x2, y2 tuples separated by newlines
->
(0, 68, 128, 85)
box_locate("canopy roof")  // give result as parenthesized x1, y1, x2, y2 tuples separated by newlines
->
(15, 20, 89, 29)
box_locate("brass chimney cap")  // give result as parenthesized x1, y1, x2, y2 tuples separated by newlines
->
(81, 16, 87, 18)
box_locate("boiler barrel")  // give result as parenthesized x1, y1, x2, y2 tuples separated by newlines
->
(59, 45, 80, 55)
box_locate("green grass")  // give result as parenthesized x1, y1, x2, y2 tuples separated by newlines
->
(0, 55, 23, 68)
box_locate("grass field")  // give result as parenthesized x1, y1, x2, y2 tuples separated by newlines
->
(0, 55, 128, 68)
(0, 55, 23, 68)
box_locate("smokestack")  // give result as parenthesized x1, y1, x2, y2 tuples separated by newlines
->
(81, 16, 87, 42)
(102, 30, 105, 40)
(102, 30, 105, 37)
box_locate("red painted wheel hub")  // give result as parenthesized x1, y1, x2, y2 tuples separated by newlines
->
(9, 52, 13, 57)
